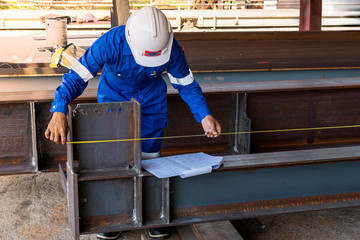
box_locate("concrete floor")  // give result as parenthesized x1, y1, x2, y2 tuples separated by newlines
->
(1, 172, 360, 240)
(253, 209, 360, 240)
(0, 172, 183, 240)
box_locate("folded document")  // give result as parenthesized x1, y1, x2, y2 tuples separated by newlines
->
(141, 152, 223, 178)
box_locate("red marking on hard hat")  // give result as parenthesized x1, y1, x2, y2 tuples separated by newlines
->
(145, 50, 162, 57)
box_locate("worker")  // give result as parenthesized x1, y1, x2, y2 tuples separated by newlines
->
(45, 6, 221, 240)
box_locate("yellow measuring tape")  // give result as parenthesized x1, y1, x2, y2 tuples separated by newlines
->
(66, 124, 360, 144)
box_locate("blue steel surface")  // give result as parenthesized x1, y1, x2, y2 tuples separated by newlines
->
(143, 177, 162, 212)
(78, 179, 134, 217)
(171, 161, 360, 208)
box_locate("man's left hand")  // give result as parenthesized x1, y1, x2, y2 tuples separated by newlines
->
(201, 115, 221, 138)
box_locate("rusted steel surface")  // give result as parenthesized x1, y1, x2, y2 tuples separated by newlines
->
(59, 100, 360, 239)
(0, 103, 34, 174)
(80, 213, 134, 233)
(162, 94, 236, 156)
(2, 83, 360, 174)
(247, 89, 360, 152)
(35, 102, 67, 171)
(1, 31, 360, 76)
(176, 31, 360, 71)
(310, 0, 322, 30)
(66, 101, 142, 239)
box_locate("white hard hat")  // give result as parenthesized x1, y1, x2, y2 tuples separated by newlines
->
(125, 6, 173, 67)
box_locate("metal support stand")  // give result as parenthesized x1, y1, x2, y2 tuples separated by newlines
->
(63, 100, 142, 239)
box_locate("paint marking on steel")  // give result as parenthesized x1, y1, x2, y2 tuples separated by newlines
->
(66, 124, 360, 144)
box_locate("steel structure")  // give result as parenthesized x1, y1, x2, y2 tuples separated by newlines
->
(1, 30, 360, 238)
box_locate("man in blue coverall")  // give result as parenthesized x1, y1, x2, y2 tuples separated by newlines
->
(45, 6, 221, 240)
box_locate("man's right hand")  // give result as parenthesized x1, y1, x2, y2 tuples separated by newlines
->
(45, 112, 69, 145)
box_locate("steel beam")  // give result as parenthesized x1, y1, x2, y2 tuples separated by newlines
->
(2, 77, 360, 174)
(69, 137, 360, 236)
(2, 31, 360, 75)
(61, 99, 360, 239)
(60, 101, 360, 239)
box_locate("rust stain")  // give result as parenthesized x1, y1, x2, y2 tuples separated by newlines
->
(173, 192, 360, 218)
(81, 213, 132, 232)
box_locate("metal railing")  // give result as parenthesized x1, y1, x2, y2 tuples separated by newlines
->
(3, 0, 359, 10)
(1, 1, 359, 31)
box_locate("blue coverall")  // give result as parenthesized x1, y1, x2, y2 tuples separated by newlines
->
(50, 26, 211, 153)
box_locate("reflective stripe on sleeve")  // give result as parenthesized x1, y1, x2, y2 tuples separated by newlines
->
(62, 52, 94, 82)
(167, 70, 194, 86)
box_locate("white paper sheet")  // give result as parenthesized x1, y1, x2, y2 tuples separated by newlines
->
(141, 152, 223, 178)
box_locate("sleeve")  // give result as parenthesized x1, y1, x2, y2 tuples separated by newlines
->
(50, 30, 113, 114)
(166, 39, 211, 123)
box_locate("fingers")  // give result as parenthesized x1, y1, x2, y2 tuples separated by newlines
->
(54, 132, 60, 144)
(60, 129, 67, 145)
(44, 127, 50, 139)
(202, 116, 221, 138)
(49, 129, 66, 144)
(44, 112, 68, 145)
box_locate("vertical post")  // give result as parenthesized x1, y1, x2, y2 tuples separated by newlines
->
(299, 0, 322, 31)
(114, 0, 130, 26)
(299, 0, 311, 31)
(310, 0, 322, 30)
